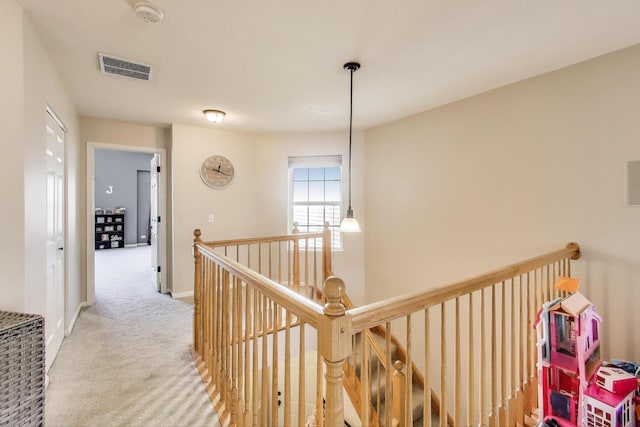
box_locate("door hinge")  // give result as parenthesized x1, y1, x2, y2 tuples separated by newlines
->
(156, 166, 161, 173)
(157, 266, 161, 273)
(157, 216, 161, 223)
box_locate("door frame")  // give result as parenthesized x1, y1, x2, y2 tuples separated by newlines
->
(86, 142, 168, 305)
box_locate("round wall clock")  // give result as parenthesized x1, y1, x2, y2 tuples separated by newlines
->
(200, 155, 235, 189)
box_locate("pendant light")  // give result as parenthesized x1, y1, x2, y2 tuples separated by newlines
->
(340, 62, 362, 233)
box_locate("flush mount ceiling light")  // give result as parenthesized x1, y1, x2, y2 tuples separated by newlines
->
(134, 2, 163, 23)
(203, 109, 226, 123)
(340, 62, 362, 233)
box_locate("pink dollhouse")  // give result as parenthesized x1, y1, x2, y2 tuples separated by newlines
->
(536, 277, 637, 427)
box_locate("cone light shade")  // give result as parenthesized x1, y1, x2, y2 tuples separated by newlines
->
(340, 62, 361, 233)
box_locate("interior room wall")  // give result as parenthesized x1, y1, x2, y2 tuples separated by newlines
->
(0, 0, 26, 312)
(364, 44, 640, 361)
(23, 11, 81, 331)
(170, 123, 258, 297)
(94, 150, 153, 246)
(0, 1, 82, 335)
(80, 117, 172, 298)
(254, 132, 366, 305)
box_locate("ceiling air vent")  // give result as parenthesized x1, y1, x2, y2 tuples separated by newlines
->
(98, 53, 152, 81)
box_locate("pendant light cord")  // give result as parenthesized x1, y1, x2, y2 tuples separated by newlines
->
(348, 67, 354, 212)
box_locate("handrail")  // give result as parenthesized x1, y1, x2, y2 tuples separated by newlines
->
(349, 242, 580, 332)
(196, 242, 325, 327)
(202, 231, 325, 248)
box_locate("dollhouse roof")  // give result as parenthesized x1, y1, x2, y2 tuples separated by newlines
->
(549, 291, 592, 316)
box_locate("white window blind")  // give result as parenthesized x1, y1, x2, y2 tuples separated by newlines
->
(289, 156, 342, 249)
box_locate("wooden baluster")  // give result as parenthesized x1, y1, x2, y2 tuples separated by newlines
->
(261, 295, 268, 427)
(524, 272, 532, 417)
(313, 239, 318, 300)
(284, 308, 291, 427)
(319, 276, 350, 427)
(440, 303, 447, 427)
(517, 276, 524, 424)
(304, 238, 309, 297)
(376, 357, 382, 423)
(322, 222, 333, 280)
(455, 298, 461, 426)
(271, 303, 279, 427)
(204, 259, 211, 386)
(316, 353, 324, 427)
(298, 323, 306, 427)
(224, 271, 231, 412)
(361, 332, 370, 427)
(479, 289, 486, 427)
(268, 242, 273, 282)
(291, 224, 299, 290)
(499, 281, 506, 426)
(214, 266, 222, 404)
(231, 277, 239, 426)
(424, 308, 431, 427)
(467, 293, 474, 427)
(386, 322, 392, 427)
(490, 284, 497, 427)
(278, 242, 283, 287)
(508, 278, 516, 426)
(406, 314, 413, 426)
(393, 360, 406, 427)
(252, 289, 259, 427)
(243, 282, 251, 425)
(193, 229, 203, 355)
(552, 262, 557, 299)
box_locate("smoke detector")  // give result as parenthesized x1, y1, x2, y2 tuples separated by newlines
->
(134, 2, 163, 23)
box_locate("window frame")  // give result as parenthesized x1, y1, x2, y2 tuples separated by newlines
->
(288, 155, 343, 251)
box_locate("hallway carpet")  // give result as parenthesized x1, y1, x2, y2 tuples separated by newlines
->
(45, 246, 220, 427)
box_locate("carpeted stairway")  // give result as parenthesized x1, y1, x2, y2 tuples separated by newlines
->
(45, 246, 220, 427)
(354, 333, 437, 427)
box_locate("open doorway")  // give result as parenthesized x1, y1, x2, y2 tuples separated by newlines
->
(86, 143, 167, 305)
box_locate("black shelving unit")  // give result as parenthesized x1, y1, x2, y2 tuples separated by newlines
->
(95, 213, 125, 250)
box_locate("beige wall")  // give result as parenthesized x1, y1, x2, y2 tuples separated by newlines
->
(79, 117, 172, 298)
(0, 0, 26, 311)
(254, 132, 366, 304)
(171, 123, 258, 296)
(23, 13, 81, 327)
(364, 44, 640, 360)
(0, 0, 82, 341)
(170, 126, 366, 302)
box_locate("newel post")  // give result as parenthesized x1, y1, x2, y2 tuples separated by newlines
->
(193, 229, 203, 355)
(322, 222, 333, 280)
(292, 222, 300, 290)
(320, 276, 351, 426)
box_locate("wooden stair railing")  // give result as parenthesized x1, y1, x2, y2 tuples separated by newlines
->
(347, 242, 581, 427)
(193, 228, 580, 427)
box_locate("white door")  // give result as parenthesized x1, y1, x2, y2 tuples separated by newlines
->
(150, 154, 162, 292)
(45, 112, 65, 371)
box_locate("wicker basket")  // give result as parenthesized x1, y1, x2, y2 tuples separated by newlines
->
(0, 311, 45, 427)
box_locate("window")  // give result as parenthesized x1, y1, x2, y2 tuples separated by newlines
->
(289, 156, 342, 249)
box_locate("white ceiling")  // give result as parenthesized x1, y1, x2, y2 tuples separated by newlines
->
(17, 0, 640, 133)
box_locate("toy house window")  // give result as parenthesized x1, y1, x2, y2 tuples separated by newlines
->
(554, 313, 577, 357)
(592, 318, 599, 342)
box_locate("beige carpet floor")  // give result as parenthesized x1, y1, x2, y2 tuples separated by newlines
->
(45, 246, 220, 427)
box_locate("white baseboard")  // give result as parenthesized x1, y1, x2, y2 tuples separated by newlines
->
(66, 302, 89, 336)
(172, 290, 193, 299)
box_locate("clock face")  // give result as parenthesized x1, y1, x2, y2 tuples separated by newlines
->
(200, 155, 235, 189)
